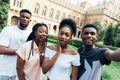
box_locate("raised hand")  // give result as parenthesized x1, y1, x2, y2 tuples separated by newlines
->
(57, 40, 62, 53)
(39, 38, 47, 54)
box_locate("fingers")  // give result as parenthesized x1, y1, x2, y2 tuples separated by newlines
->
(57, 40, 62, 53)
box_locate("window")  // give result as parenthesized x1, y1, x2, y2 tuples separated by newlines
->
(61, 13, 66, 20)
(55, 11, 60, 20)
(68, 14, 71, 18)
(11, 16, 18, 25)
(53, 25, 57, 33)
(76, 18, 80, 25)
(49, 8, 54, 19)
(34, 4, 40, 14)
(42, 6, 47, 16)
(13, 0, 16, 6)
(73, 16, 75, 20)
(19, 0, 22, 8)
(13, 0, 22, 8)
(80, 19, 84, 26)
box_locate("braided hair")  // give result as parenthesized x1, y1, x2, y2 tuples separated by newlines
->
(27, 23, 48, 60)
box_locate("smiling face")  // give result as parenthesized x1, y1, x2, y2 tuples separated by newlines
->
(81, 27, 98, 47)
(58, 26, 72, 47)
(35, 26, 48, 42)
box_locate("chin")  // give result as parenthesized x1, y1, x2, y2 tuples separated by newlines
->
(85, 44, 93, 46)
(20, 23, 28, 28)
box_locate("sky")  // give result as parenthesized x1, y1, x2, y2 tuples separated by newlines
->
(68, 0, 109, 6)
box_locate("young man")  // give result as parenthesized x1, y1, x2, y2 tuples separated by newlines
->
(0, 9, 32, 80)
(77, 24, 120, 80)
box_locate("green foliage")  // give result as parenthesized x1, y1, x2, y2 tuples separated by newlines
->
(102, 70, 112, 80)
(47, 35, 83, 47)
(95, 42, 118, 50)
(0, 1, 10, 31)
(93, 21, 105, 41)
(103, 24, 114, 46)
(113, 23, 120, 47)
(68, 39, 83, 48)
(114, 22, 120, 35)
(102, 61, 120, 80)
(114, 37, 120, 47)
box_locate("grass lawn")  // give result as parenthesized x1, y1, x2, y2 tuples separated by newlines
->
(102, 61, 120, 80)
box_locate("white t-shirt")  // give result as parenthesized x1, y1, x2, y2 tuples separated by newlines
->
(0, 26, 31, 76)
(45, 48, 80, 80)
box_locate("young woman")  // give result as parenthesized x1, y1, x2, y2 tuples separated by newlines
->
(16, 23, 48, 80)
(42, 18, 80, 80)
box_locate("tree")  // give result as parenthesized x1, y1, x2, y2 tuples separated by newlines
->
(93, 21, 105, 41)
(0, 0, 10, 31)
(114, 22, 120, 47)
(103, 24, 114, 46)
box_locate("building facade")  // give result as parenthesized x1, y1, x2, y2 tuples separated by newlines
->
(8, 0, 120, 37)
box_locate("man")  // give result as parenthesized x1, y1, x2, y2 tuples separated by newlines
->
(77, 24, 120, 80)
(0, 9, 32, 80)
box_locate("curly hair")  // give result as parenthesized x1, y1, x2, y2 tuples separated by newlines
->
(59, 18, 76, 35)
(82, 24, 98, 33)
(20, 9, 32, 16)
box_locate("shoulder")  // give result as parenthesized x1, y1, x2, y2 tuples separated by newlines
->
(47, 44, 56, 51)
(69, 46, 78, 55)
(1, 26, 17, 32)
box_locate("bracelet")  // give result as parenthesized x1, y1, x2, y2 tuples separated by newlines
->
(40, 53, 44, 56)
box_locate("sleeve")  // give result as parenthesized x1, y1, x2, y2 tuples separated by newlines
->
(0, 27, 10, 46)
(72, 54, 81, 66)
(16, 43, 27, 60)
(99, 48, 111, 65)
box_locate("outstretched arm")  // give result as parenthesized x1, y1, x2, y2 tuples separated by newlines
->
(105, 48, 120, 62)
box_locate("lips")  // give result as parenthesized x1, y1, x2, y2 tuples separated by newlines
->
(59, 40, 66, 44)
(84, 38, 93, 44)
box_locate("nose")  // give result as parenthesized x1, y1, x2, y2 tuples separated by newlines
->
(87, 33, 92, 37)
(61, 34, 66, 39)
(43, 32, 48, 37)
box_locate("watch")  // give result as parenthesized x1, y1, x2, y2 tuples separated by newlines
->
(40, 53, 44, 56)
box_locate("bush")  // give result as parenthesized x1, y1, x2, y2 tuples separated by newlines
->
(48, 35, 118, 50)
(103, 24, 114, 46)
(95, 42, 118, 50)
(114, 37, 120, 47)
(69, 39, 83, 48)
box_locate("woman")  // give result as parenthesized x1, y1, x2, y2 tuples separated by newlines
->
(16, 23, 48, 80)
(42, 18, 80, 80)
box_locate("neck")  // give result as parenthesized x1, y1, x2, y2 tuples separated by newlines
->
(18, 25, 27, 30)
(84, 45, 95, 51)
(61, 44, 68, 49)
